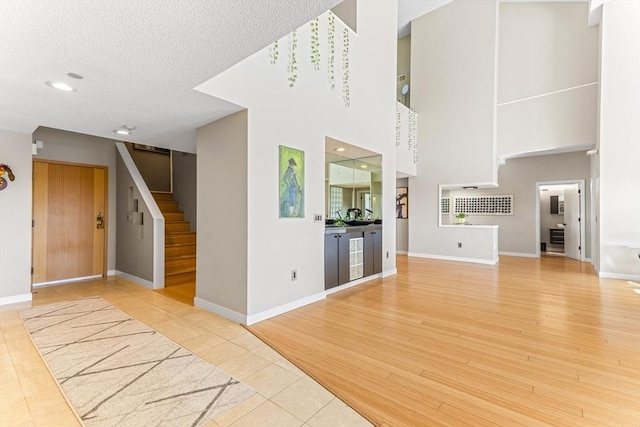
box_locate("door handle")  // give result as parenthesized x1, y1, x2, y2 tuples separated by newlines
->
(96, 212, 105, 229)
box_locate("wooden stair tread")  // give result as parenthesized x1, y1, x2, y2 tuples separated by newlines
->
(152, 192, 174, 199)
(165, 266, 196, 275)
(166, 254, 196, 260)
(155, 192, 196, 297)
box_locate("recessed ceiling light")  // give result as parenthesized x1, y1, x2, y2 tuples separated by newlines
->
(114, 125, 136, 135)
(67, 72, 84, 80)
(45, 81, 76, 92)
(335, 147, 345, 152)
(360, 164, 368, 168)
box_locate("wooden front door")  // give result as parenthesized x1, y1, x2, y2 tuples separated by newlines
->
(32, 160, 107, 284)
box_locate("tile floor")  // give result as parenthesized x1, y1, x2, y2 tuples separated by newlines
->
(0, 276, 372, 427)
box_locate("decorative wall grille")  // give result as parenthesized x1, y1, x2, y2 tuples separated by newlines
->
(441, 197, 450, 214)
(453, 195, 513, 215)
(349, 237, 364, 280)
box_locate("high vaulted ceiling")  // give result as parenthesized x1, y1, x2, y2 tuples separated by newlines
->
(1, 0, 590, 153)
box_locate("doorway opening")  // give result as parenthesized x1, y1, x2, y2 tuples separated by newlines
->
(536, 180, 585, 261)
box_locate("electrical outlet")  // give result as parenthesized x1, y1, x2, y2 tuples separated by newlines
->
(457, 242, 462, 248)
(291, 269, 297, 281)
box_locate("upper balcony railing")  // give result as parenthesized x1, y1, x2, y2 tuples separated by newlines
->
(396, 101, 418, 177)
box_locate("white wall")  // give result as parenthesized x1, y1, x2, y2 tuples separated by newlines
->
(196, 1, 397, 321)
(409, 0, 499, 264)
(0, 129, 33, 304)
(32, 127, 118, 272)
(497, 2, 598, 159)
(596, 0, 640, 279)
(498, 3, 598, 103)
(397, 35, 411, 104)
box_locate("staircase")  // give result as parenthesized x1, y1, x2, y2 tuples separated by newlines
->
(152, 192, 196, 289)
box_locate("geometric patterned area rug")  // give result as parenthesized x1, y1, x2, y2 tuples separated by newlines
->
(20, 296, 255, 427)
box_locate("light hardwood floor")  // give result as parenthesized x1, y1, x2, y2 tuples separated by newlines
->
(249, 255, 640, 426)
(155, 282, 195, 305)
(0, 277, 370, 427)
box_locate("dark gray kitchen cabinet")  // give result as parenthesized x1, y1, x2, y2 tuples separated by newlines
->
(324, 233, 350, 290)
(364, 229, 382, 277)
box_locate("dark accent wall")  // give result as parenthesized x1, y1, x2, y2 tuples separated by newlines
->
(125, 143, 171, 192)
(172, 151, 197, 231)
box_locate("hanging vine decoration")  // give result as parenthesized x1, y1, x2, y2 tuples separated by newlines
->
(310, 17, 321, 71)
(269, 40, 279, 64)
(396, 105, 401, 147)
(342, 27, 350, 107)
(408, 109, 418, 163)
(288, 30, 298, 87)
(327, 12, 336, 89)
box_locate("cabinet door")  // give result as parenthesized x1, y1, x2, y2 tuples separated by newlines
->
(550, 195, 559, 214)
(373, 230, 383, 274)
(324, 234, 339, 290)
(364, 231, 375, 277)
(364, 230, 383, 276)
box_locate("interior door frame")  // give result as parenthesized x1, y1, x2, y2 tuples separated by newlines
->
(535, 179, 586, 261)
(32, 159, 109, 287)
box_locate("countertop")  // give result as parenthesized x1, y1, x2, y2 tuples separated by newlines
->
(325, 224, 383, 235)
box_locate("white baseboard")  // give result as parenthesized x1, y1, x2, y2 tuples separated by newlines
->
(114, 271, 156, 289)
(107, 270, 117, 276)
(396, 250, 408, 255)
(246, 292, 326, 325)
(194, 298, 247, 324)
(383, 268, 397, 278)
(598, 271, 640, 281)
(325, 273, 383, 296)
(408, 252, 498, 265)
(0, 293, 32, 306)
(499, 251, 538, 258)
(33, 275, 102, 288)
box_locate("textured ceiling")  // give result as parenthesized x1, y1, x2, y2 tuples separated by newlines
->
(1, 0, 590, 153)
(0, 0, 340, 153)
